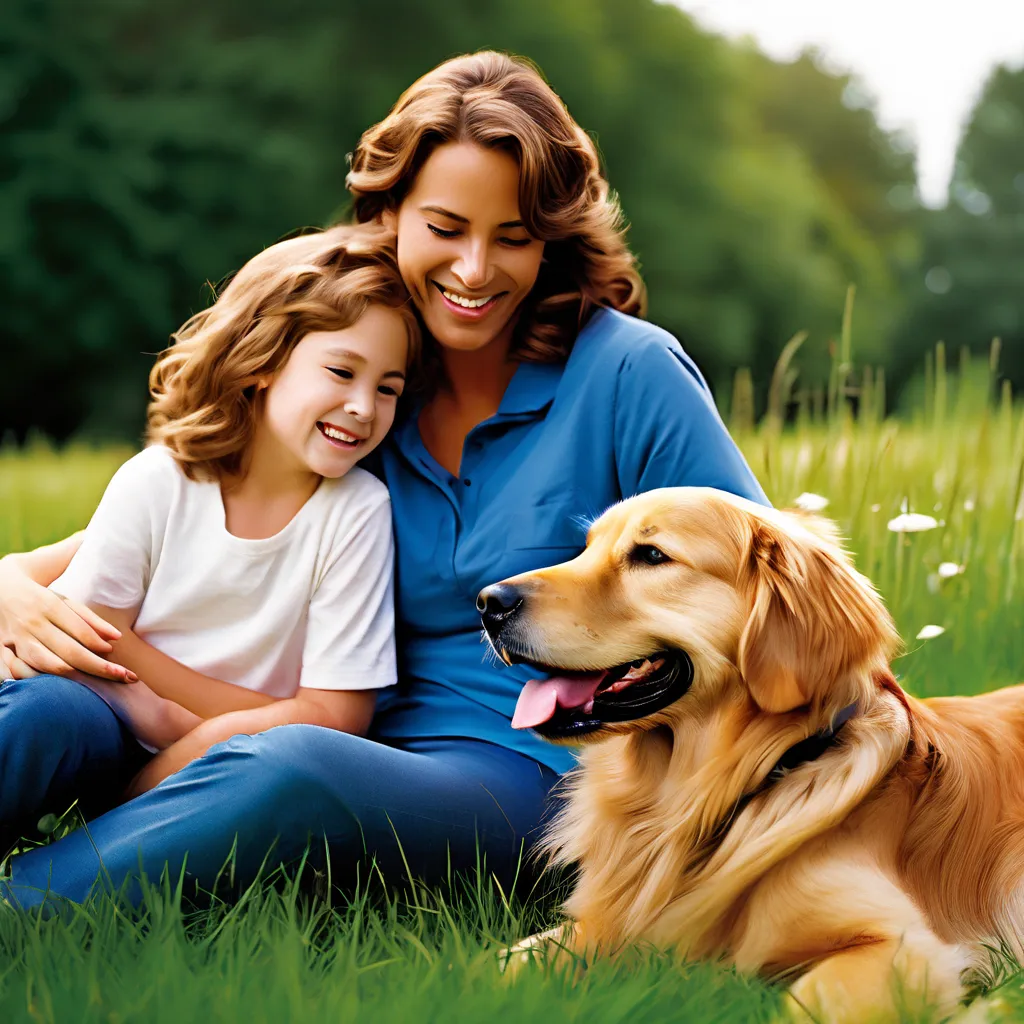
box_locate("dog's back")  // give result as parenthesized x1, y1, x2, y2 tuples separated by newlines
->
(884, 684, 1024, 953)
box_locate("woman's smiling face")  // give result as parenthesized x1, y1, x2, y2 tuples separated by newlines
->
(389, 142, 545, 354)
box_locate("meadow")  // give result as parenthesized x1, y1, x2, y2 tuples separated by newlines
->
(0, 342, 1022, 1022)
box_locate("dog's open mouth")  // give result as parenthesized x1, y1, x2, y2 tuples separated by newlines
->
(512, 650, 693, 739)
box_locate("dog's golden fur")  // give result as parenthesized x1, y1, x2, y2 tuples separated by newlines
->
(499, 488, 1024, 1022)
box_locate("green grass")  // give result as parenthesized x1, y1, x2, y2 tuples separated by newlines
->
(0, 868, 782, 1024)
(1, 353, 1023, 1022)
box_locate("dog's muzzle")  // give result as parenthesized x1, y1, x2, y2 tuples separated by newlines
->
(477, 582, 524, 637)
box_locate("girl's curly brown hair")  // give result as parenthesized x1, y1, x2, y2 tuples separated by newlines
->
(346, 51, 646, 370)
(146, 223, 420, 482)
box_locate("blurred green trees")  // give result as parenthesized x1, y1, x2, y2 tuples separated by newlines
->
(893, 63, 1024, 399)
(0, 0, 1014, 441)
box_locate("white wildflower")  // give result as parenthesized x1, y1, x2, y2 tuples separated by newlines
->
(887, 513, 939, 533)
(937, 562, 963, 579)
(870, 504, 881, 513)
(794, 492, 829, 512)
(916, 624, 946, 640)
(963, 498, 975, 512)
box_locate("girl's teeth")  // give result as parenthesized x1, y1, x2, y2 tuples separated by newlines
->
(442, 289, 494, 309)
(322, 425, 358, 443)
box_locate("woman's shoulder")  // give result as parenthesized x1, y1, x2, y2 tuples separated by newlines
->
(570, 309, 706, 389)
(572, 308, 689, 367)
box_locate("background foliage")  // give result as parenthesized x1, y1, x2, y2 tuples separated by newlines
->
(0, 0, 1021, 443)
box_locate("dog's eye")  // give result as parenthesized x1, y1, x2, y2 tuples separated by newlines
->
(631, 544, 670, 566)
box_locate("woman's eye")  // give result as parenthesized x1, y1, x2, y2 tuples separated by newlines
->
(631, 544, 670, 566)
(427, 224, 459, 239)
(499, 237, 533, 248)
(327, 367, 353, 380)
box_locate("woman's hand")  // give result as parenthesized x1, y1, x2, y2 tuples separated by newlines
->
(0, 541, 136, 682)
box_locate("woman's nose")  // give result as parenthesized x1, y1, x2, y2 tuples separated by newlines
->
(452, 240, 490, 290)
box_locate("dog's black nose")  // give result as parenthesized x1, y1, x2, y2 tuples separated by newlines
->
(476, 583, 524, 631)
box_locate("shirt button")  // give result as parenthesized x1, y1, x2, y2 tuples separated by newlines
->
(463, 479, 472, 486)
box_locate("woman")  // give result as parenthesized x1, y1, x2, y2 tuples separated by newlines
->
(0, 51, 767, 907)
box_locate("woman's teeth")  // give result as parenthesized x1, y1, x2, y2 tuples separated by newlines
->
(441, 288, 495, 309)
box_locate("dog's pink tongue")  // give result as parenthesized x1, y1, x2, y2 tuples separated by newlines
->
(512, 672, 608, 730)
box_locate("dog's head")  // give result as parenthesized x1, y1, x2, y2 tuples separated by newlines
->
(478, 487, 899, 743)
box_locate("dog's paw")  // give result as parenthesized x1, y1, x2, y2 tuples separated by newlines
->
(497, 924, 583, 980)
(952, 995, 1013, 1024)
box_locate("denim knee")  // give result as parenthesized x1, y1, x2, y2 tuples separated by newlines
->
(0, 673, 111, 746)
(187, 724, 354, 824)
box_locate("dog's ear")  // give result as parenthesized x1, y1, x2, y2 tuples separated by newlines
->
(738, 516, 895, 714)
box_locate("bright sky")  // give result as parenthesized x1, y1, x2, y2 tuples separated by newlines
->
(674, 0, 1024, 206)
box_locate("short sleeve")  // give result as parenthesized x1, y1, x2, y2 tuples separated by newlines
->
(299, 494, 397, 691)
(50, 448, 175, 612)
(613, 336, 770, 506)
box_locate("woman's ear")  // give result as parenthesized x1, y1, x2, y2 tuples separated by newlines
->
(381, 208, 397, 232)
(737, 517, 896, 714)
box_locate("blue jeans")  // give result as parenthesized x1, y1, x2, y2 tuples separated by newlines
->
(0, 676, 560, 908)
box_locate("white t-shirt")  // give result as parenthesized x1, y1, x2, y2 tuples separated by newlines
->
(42, 446, 397, 741)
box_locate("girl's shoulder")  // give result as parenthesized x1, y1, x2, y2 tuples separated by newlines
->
(106, 444, 190, 498)
(315, 467, 392, 525)
(302, 468, 393, 562)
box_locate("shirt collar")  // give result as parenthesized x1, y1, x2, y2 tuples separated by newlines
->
(495, 359, 564, 417)
(390, 350, 566, 463)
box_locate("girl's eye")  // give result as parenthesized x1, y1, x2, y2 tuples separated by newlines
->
(427, 224, 459, 239)
(377, 385, 400, 398)
(499, 237, 533, 248)
(327, 367, 353, 380)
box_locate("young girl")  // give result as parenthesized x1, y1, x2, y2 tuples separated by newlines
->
(12, 223, 420, 797)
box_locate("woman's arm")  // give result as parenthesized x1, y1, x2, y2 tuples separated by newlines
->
(125, 688, 376, 797)
(11, 532, 85, 585)
(0, 537, 134, 682)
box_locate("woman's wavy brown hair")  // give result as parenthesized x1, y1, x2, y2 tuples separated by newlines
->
(346, 51, 646, 368)
(146, 223, 420, 482)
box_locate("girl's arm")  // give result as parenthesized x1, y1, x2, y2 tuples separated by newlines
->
(120, 486, 398, 792)
(0, 536, 134, 682)
(126, 688, 376, 797)
(97, 604, 279, 717)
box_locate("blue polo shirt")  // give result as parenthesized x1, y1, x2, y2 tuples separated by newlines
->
(370, 308, 768, 774)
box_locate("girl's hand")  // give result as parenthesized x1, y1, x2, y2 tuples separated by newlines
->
(0, 554, 135, 682)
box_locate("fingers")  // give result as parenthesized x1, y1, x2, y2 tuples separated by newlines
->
(58, 596, 121, 647)
(30, 620, 136, 682)
(16, 638, 75, 678)
(3, 645, 39, 680)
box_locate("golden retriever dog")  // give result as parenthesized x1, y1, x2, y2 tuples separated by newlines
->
(477, 487, 1024, 1022)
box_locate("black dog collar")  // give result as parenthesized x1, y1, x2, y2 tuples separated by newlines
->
(733, 701, 860, 816)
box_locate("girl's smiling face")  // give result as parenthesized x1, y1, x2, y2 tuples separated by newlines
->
(388, 142, 545, 355)
(259, 304, 410, 480)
